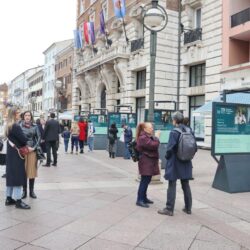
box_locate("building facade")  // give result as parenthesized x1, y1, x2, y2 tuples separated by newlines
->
(55, 42, 74, 113)
(27, 68, 44, 118)
(0, 83, 8, 123)
(74, 0, 180, 123)
(9, 66, 42, 110)
(43, 39, 73, 116)
(181, 0, 223, 146)
(221, 0, 250, 91)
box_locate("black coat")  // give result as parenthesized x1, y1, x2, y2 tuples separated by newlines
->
(37, 124, 46, 153)
(164, 124, 193, 181)
(44, 119, 60, 142)
(6, 123, 28, 186)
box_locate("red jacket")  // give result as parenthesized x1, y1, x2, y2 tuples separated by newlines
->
(136, 131, 160, 176)
(78, 122, 88, 141)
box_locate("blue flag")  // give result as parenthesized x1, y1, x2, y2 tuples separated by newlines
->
(73, 30, 82, 49)
(100, 9, 106, 35)
(113, 0, 126, 18)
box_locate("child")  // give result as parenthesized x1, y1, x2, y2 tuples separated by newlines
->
(70, 122, 80, 154)
(61, 126, 71, 153)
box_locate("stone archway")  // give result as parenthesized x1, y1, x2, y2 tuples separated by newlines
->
(96, 82, 106, 109)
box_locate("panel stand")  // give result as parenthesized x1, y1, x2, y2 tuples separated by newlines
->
(212, 154, 250, 193)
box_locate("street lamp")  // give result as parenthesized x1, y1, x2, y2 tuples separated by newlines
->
(143, 0, 168, 123)
(55, 80, 63, 119)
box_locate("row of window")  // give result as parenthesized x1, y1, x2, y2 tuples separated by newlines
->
(28, 89, 43, 98)
(55, 57, 72, 72)
(79, 0, 108, 24)
(28, 102, 43, 112)
(29, 76, 43, 87)
(135, 63, 205, 90)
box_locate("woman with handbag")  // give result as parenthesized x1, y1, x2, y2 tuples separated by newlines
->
(135, 123, 161, 208)
(5, 107, 32, 209)
(20, 111, 41, 199)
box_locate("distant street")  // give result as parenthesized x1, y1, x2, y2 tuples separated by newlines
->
(0, 147, 250, 249)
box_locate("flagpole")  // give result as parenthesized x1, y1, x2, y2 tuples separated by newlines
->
(117, 0, 129, 45)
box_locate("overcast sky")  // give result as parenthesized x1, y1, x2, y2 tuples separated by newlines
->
(0, 0, 76, 83)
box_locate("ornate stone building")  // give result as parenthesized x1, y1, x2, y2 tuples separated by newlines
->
(73, 0, 180, 122)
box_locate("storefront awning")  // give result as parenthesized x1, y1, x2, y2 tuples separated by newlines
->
(193, 93, 250, 116)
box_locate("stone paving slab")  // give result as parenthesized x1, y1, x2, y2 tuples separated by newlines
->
(0, 148, 250, 249)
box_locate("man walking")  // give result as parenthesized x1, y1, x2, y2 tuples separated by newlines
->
(122, 124, 133, 159)
(43, 113, 60, 167)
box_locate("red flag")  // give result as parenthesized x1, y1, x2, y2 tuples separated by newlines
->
(84, 22, 89, 44)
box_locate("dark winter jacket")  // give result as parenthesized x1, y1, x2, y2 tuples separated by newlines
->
(124, 126, 133, 143)
(6, 123, 28, 186)
(44, 119, 60, 142)
(136, 131, 160, 176)
(164, 124, 193, 181)
(20, 122, 41, 149)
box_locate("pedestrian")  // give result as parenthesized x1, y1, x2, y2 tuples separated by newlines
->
(70, 122, 80, 154)
(62, 126, 71, 153)
(36, 118, 46, 154)
(20, 111, 41, 199)
(122, 124, 133, 159)
(108, 123, 118, 158)
(158, 111, 193, 216)
(0, 137, 7, 178)
(43, 112, 60, 167)
(87, 120, 95, 152)
(135, 122, 161, 208)
(5, 107, 32, 209)
(78, 117, 88, 154)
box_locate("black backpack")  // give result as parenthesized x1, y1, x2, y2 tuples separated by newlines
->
(128, 140, 140, 162)
(174, 126, 197, 162)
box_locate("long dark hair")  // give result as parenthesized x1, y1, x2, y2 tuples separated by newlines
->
(23, 110, 34, 123)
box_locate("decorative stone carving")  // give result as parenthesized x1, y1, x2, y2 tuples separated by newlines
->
(110, 19, 123, 42)
(100, 64, 116, 94)
(84, 71, 97, 96)
(114, 59, 128, 92)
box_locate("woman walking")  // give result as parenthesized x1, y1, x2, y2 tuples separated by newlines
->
(108, 123, 118, 158)
(5, 107, 32, 209)
(20, 111, 41, 199)
(135, 122, 160, 208)
(78, 117, 88, 154)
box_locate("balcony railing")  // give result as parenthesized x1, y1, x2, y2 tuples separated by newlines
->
(130, 38, 144, 53)
(231, 8, 250, 28)
(184, 28, 202, 45)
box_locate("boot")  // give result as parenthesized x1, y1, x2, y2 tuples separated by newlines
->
(29, 179, 37, 199)
(112, 153, 115, 158)
(5, 197, 16, 206)
(15, 199, 31, 209)
(109, 152, 112, 158)
(22, 186, 27, 199)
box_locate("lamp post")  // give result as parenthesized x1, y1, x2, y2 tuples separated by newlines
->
(55, 80, 63, 120)
(143, 0, 168, 123)
(30, 96, 36, 117)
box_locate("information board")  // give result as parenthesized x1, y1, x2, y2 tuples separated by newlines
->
(108, 113, 137, 137)
(88, 114, 107, 135)
(144, 110, 174, 143)
(212, 102, 250, 155)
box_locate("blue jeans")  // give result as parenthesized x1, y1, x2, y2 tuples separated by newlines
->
(64, 139, 69, 152)
(71, 136, 79, 152)
(6, 186, 22, 200)
(137, 176, 152, 202)
(124, 142, 131, 159)
(88, 137, 94, 151)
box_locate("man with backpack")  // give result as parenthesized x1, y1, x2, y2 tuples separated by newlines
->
(158, 111, 197, 216)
